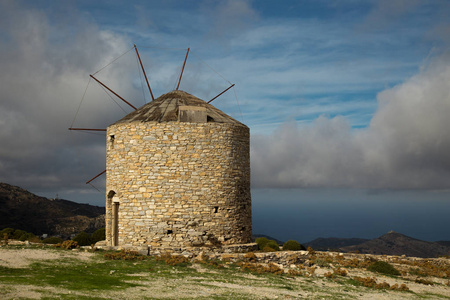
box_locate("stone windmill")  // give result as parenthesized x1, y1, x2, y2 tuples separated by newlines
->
(70, 46, 252, 250)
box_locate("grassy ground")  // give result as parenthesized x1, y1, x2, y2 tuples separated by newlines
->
(0, 244, 449, 299)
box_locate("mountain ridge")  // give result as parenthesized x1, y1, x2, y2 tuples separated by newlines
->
(340, 231, 450, 258)
(304, 237, 370, 250)
(0, 182, 105, 237)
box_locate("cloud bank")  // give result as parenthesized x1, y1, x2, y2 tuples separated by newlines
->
(1, 0, 450, 205)
(0, 2, 133, 195)
(251, 52, 450, 189)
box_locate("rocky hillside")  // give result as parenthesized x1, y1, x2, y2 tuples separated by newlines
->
(0, 182, 105, 237)
(341, 231, 450, 258)
(304, 237, 369, 250)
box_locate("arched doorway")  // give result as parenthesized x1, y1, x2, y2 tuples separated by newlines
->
(107, 190, 119, 246)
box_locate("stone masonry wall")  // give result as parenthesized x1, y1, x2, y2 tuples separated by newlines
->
(105, 121, 251, 248)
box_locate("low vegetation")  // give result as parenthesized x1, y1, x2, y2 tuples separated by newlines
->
(104, 249, 146, 261)
(73, 228, 106, 246)
(1, 227, 106, 247)
(42, 236, 63, 244)
(367, 261, 401, 276)
(1, 243, 449, 299)
(351, 276, 409, 291)
(283, 240, 305, 251)
(1, 228, 40, 243)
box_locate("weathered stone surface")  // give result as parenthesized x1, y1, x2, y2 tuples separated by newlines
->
(105, 91, 251, 250)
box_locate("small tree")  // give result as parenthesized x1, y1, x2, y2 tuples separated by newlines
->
(91, 228, 106, 243)
(73, 232, 92, 246)
(266, 240, 280, 251)
(255, 237, 270, 250)
(12, 229, 27, 240)
(43, 236, 63, 244)
(0, 228, 14, 239)
(19, 232, 37, 242)
(283, 240, 305, 251)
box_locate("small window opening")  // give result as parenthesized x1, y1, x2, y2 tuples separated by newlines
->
(207, 115, 215, 122)
(213, 206, 219, 213)
(167, 230, 173, 234)
(241, 227, 245, 231)
(109, 135, 115, 142)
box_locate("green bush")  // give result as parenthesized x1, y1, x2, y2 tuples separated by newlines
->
(19, 232, 37, 242)
(43, 236, 63, 244)
(255, 237, 270, 250)
(12, 229, 27, 240)
(262, 246, 277, 252)
(283, 240, 305, 251)
(0, 228, 15, 238)
(266, 240, 280, 251)
(91, 228, 106, 243)
(73, 232, 92, 246)
(367, 261, 401, 276)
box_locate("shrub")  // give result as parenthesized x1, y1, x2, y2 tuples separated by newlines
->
(12, 229, 27, 240)
(266, 240, 280, 251)
(19, 232, 39, 242)
(312, 257, 330, 267)
(243, 252, 257, 262)
(353, 276, 377, 288)
(283, 240, 305, 251)
(73, 232, 92, 246)
(262, 246, 277, 252)
(156, 253, 190, 266)
(324, 271, 334, 278)
(57, 240, 79, 249)
(43, 236, 63, 244)
(0, 228, 14, 239)
(307, 246, 316, 255)
(415, 278, 434, 285)
(367, 261, 400, 276)
(255, 237, 270, 250)
(91, 228, 106, 243)
(239, 262, 283, 275)
(390, 283, 409, 291)
(333, 267, 348, 276)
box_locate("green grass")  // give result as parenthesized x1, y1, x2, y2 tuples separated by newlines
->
(1, 245, 449, 299)
(0, 259, 144, 291)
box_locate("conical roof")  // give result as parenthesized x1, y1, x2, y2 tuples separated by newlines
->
(112, 90, 244, 125)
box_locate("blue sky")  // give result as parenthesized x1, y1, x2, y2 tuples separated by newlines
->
(1, 0, 449, 242)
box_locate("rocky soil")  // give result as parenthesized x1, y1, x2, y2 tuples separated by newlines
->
(1, 242, 449, 299)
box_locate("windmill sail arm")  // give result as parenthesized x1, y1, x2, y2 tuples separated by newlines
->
(86, 169, 106, 184)
(69, 128, 107, 131)
(208, 84, 235, 104)
(90, 75, 137, 110)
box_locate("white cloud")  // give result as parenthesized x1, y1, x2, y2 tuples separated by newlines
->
(2, 0, 450, 202)
(251, 52, 450, 189)
(0, 2, 133, 192)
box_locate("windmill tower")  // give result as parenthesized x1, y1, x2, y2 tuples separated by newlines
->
(106, 90, 251, 248)
(71, 46, 252, 250)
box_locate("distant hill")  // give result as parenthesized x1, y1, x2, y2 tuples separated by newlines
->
(436, 240, 450, 247)
(0, 182, 105, 237)
(304, 237, 370, 251)
(252, 234, 285, 245)
(341, 231, 450, 258)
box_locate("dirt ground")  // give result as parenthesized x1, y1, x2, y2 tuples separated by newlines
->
(1, 246, 449, 299)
